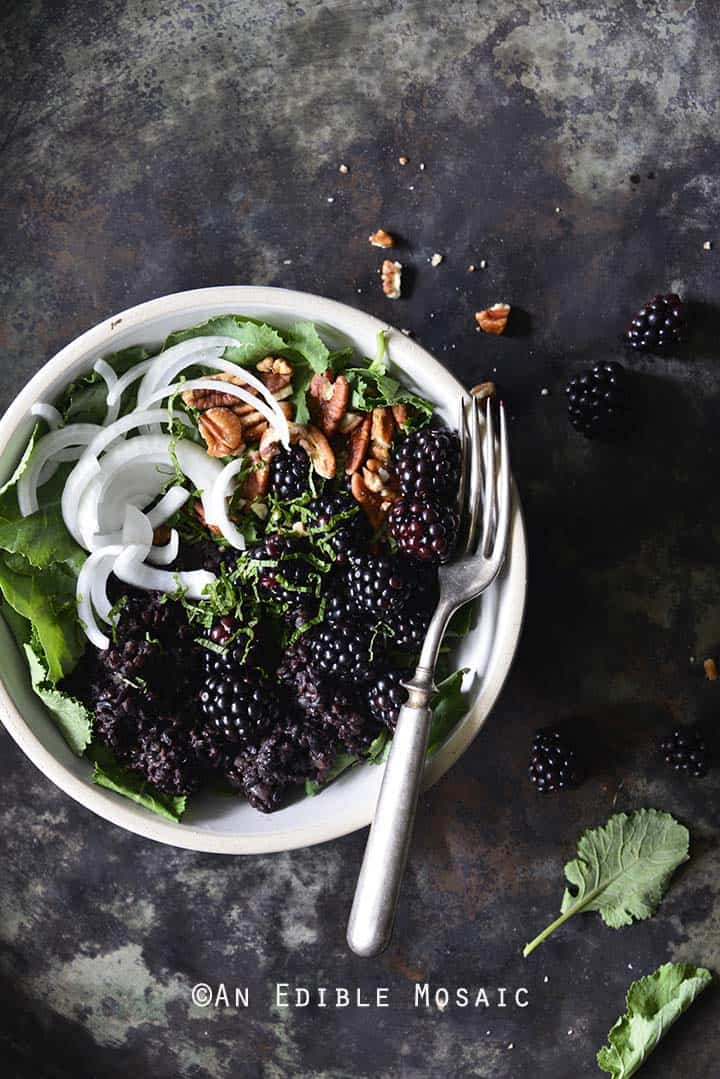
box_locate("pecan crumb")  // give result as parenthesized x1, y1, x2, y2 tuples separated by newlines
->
(704, 658, 718, 681)
(338, 163, 349, 174)
(471, 381, 497, 402)
(369, 228, 394, 249)
(475, 303, 511, 335)
(381, 259, 402, 300)
(430, 252, 444, 267)
(398, 155, 409, 166)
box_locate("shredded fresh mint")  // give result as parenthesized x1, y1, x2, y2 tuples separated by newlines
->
(597, 962, 712, 1078)
(523, 809, 690, 957)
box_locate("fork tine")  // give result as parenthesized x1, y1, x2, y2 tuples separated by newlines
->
(456, 395, 469, 526)
(489, 400, 511, 567)
(480, 397, 497, 556)
(464, 395, 484, 553)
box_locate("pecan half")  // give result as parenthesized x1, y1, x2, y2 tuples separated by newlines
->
(470, 380, 496, 402)
(391, 403, 409, 430)
(198, 407, 246, 457)
(363, 457, 400, 501)
(308, 370, 350, 437)
(475, 303, 511, 335)
(182, 372, 253, 410)
(370, 406, 396, 464)
(259, 422, 336, 479)
(256, 356, 293, 396)
(345, 413, 371, 474)
(241, 449, 270, 499)
(381, 259, 402, 299)
(350, 472, 386, 530)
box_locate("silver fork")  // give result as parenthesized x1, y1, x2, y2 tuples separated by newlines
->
(346, 394, 512, 957)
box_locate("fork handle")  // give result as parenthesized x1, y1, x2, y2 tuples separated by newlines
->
(346, 682, 433, 957)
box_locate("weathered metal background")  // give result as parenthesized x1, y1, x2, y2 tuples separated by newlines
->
(1, 2, 718, 1076)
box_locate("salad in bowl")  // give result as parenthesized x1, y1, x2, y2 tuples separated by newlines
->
(0, 307, 472, 825)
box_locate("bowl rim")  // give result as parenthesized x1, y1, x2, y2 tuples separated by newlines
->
(0, 285, 527, 854)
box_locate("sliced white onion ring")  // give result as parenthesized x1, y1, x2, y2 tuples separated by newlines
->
(147, 485, 190, 527)
(93, 359, 121, 426)
(18, 423, 103, 517)
(144, 377, 289, 448)
(206, 457, 248, 549)
(31, 402, 63, 429)
(114, 544, 214, 599)
(76, 545, 123, 649)
(147, 528, 179, 566)
(106, 357, 153, 407)
(136, 336, 249, 405)
(122, 505, 154, 547)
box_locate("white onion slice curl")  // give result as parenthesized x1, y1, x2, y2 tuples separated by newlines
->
(207, 458, 248, 549)
(114, 545, 215, 599)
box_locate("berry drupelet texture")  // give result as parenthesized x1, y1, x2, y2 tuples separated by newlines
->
(394, 426, 461, 503)
(626, 293, 685, 352)
(528, 727, 583, 792)
(199, 665, 280, 748)
(308, 619, 375, 682)
(347, 554, 411, 619)
(269, 445, 312, 499)
(565, 361, 633, 439)
(368, 669, 408, 729)
(660, 728, 709, 778)
(309, 490, 371, 564)
(388, 497, 458, 563)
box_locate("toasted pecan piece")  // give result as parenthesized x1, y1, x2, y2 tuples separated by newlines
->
(308, 370, 350, 437)
(369, 228, 394, 249)
(241, 449, 270, 499)
(381, 259, 402, 299)
(345, 413, 372, 474)
(350, 472, 386, 530)
(198, 407, 246, 457)
(256, 356, 293, 396)
(370, 406, 396, 464)
(194, 499, 222, 536)
(182, 372, 253, 410)
(475, 303, 511, 335)
(470, 380, 497, 402)
(391, 403, 409, 430)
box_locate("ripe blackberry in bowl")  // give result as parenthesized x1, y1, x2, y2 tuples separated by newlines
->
(388, 497, 458, 563)
(199, 666, 281, 749)
(308, 619, 375, 682)
(269, 445, 312, 499)
(565, 361, 634, 439)
(368, 669, 408, 729)
(660, 728, 708, 778)
(528, 727, 583, 792)
(347, 554, 411, 619)
(248, 533, 315, 607)
(383, 606, 431, 654)
(309, 490, 370, 564)
(626, 292, 685, 352)
(394, 426, 461, 503)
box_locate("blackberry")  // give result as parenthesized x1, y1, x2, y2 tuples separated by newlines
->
(269, 445, 312, 499)
(394, 427, 461, 503)
(660, 728, 708, 778)
(384, 606, 431, 653)
(529, 728, 583, 792)
(388, 497, 458, 563)
(308, 619, 375, 682)
(248, 533, 315, 607)
(347, 554, 411, 619)
(309, 490, 370, 564)
(199, 666, 280, 748)
(626, 293, 685, 352)
(367, 669, 408, 729)
(129, 720, 202, 796)
(565, 361, 634, 439)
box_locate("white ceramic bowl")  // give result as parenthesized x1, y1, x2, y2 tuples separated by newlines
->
(0, 286, 527, 853)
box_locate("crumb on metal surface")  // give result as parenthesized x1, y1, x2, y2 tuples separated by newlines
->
(338, 163, 349, 173)
(703, 240, 713, 250)
(430, 252, 444, 266)
(475, 303, 511, 335)
(468, 263, 476, 272)
(704, 657, 718, 681)
(369, 228, 394, 248)
(479, 259, 488, 269)
(381, 259, 402, 299)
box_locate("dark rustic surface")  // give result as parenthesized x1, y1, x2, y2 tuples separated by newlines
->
(1, 2, 719, 1076)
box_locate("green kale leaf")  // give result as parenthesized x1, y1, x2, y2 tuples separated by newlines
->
(597, 962, 712, 1078)
(91, 746, 186, 822)
(59, 345, 151, 423)
(163, 315, 287, 368)
(523, 809, 690, 956)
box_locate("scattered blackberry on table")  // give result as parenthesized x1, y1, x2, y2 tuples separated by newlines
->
(660, 728, 709, 778)
(528, 727, 583, 792)
(308, 619, 375, 682)
(269, 445, 312, 499)
(309, 490, 370, 564)
(394, 426, 461, 503)
(129, 720, 202, 796)
(565, 361, 634, 439)
(625, 293, 685, 352)
(368, 669, 408, 729)
(199, 665, 280, 748)
(347, 554, 411, 619)
(388, 497, 459, 563)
